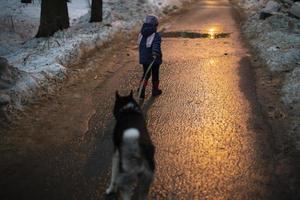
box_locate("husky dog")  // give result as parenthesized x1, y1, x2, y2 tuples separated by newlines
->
(106, 91, 155, 200)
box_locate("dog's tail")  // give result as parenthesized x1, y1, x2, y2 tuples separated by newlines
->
(123, 128, 140, 149)
(122, 128, 140, 168)
(123, 128, 140, 140)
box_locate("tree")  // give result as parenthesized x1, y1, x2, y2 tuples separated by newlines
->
(21, 0, 32, 3)
(90, 0, 103, 22)
(36, 0, 69, 38)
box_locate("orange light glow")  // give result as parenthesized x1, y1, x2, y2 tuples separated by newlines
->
(208, 28, 216, 39)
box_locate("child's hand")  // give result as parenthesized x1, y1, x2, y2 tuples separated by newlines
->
(152, 52, 159, 60)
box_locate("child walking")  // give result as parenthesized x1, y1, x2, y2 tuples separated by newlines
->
(138, 15, 163, 99)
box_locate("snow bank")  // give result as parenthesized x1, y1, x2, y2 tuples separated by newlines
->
(234, 0, 300, 149)
(0, 0, 193, 118)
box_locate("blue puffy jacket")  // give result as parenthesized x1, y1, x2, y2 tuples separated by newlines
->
(139, 23, 163, 65)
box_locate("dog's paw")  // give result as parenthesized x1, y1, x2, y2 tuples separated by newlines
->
(106, 185, 116, 195)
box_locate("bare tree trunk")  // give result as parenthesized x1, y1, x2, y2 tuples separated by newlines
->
(36, 0, 69, 38)
(21, 0, 32, 3)
(90, 0, 103, 22)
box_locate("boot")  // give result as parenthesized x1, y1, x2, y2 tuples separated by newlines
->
(152, 81, 162, 97)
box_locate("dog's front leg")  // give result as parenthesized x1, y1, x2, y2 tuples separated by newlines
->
(106, 149, 119, 194)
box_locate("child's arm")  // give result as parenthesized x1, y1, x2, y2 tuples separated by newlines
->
(152, 33, 162, 58)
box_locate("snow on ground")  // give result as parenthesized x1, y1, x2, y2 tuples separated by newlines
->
(234, 0, 300, 149)
(0, 0, 193, 116)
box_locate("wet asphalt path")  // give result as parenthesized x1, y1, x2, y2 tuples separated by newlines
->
(145, 1, 275, 199)
(0, 0, 279, 199)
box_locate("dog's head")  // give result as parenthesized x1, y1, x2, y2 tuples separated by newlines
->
(113, 90, 140, 118)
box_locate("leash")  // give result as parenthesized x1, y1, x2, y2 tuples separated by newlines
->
(137, 58, 156, 98)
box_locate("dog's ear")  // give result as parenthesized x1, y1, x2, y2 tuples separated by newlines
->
(115, 91, 120, 99)
(129, 90, 133, 98)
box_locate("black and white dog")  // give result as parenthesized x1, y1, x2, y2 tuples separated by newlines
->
(106, 91, 155, 200)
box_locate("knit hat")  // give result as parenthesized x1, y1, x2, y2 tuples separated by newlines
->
(144, 15, 158, 26)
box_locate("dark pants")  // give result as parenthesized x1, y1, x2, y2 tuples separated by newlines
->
(141, 63, 160, 86)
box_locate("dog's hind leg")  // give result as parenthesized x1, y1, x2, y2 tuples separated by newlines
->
(137, 169, 154, 200)
(106, 150, 119, 195)
(118, 173, 135, 200)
